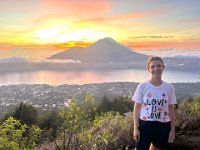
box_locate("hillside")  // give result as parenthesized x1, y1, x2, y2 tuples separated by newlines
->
(49, 37, 200, 72)
(0, 38, 200, 72)
(0, 83, 200, 150)
(0, 82, 199, 115)
(49, 37, 148, 69)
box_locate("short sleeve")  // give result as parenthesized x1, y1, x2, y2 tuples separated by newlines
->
(132, 83, 144, 103)
(168, 84, 177, 104)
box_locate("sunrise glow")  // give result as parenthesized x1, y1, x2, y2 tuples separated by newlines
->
(0, 0, 200, 58)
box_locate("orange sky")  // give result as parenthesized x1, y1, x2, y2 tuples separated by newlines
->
(0, 0, 200, 58)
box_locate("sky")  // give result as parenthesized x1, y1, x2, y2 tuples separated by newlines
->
(0, 0, 200, 58)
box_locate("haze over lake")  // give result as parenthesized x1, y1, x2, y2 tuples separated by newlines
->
(0, 38, 200, 86)
(0, 69, 199, 86)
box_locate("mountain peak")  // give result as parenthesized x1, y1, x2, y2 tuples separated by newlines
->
(49, 37, 148, 64)
(88, 37, 125, 51)
(98, 37, 117, 43)
(93, 37, 120, 46)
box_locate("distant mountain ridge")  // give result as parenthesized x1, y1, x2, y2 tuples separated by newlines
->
(48, 37, 200, 71)
(49, 37, 148, 65)
(0, 38, 199, 73)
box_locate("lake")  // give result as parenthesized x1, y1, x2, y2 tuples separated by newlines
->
(0, 69, 199, 85)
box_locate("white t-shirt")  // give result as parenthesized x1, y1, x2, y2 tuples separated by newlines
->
(132, 81, 177, 123)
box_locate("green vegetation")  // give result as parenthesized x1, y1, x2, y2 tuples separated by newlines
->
(0, 94, 200, 150)
(39, 110, 62, 140)
(0, 117, 41, 150)
(79, 112, 133, 150)
(58, 94, 96, 150)
(176, 96, 200, 130)
(2, 103, 38, 126)
(96, 95, 133, 114)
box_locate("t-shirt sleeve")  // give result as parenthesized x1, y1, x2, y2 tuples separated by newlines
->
(132, 83, 143, 103)
(168, 84, 177, 104)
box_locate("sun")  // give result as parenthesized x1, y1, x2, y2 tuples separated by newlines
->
(29, 18, 127, 46)
(32, 25, 66, 44)
(31, 23, 107, 45)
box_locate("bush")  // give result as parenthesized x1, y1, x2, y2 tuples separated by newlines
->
(57, 93, 97, 150)
(176, 96, 200, 130)
(39, 110, 62, 141)
(0, 117, 41, 150)
(189, 96, 200, 116)
(96, 95, 133, 115)
(79, 112, 134, 150)
(2, 103, 38, 126)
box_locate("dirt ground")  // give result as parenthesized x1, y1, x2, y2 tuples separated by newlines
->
(168, 129, 200, 150)
(36, 128, 200, 150)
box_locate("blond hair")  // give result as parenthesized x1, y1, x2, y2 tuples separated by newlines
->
(147, 56, 165, 69)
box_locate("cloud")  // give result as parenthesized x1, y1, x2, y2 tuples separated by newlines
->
(177, 18, 200, 23)
(38, 0, 111, 19)
(129, 36, 174, 39)
(0, 56, 82, 64)
(127, 40, 200, 49)
(0, 56, 29, 63)
(132, 48, 200, 57)
(80, 6, 170, 24)
(0, 0, 39, 13)
(32, 58, 82, 64)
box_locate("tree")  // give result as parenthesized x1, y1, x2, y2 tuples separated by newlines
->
(39, 110, 62, 140)
(96, 95, 133, 114)
(13, 102, 38, 126)
(59, 94, 96, 150)
(0, 117, 41, 150)
(96, 94, 111, 113)
(111, 96, 133, 114)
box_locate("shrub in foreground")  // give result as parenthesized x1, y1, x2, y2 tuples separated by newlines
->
(0, 117, 41, 150)
(176, 96, 200, 130)
(79, 112, 133, 150)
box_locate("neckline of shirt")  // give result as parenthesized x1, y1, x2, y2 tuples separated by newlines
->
(147, 80, 165, 88)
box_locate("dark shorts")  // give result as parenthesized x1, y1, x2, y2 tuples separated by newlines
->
(136, 119, 171, 150)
